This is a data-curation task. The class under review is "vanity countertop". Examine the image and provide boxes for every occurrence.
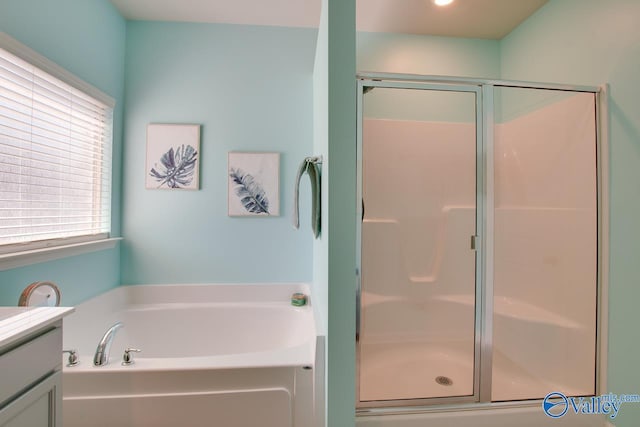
[0,306,74,349]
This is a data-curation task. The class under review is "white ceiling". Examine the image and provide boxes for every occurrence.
[109,0,548,40]
[357,0,548,39]
[109,0,322,28]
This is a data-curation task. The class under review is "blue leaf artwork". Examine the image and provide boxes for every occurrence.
[149,144,198,189]
[229,168,270,215]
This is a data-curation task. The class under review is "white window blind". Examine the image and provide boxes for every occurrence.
[0,42,113,252]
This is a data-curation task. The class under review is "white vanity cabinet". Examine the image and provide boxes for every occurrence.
[0,308,73,427]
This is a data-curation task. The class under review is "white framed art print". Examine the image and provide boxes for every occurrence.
[228,152,280,216]
[146,124,201,190]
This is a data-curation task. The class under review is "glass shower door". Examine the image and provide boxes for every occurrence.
[357,84,481,406]
[491,87,598,401]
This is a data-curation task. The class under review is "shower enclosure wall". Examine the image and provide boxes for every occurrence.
[356,75,604,413]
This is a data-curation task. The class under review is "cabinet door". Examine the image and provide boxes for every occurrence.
[0,372,61,427]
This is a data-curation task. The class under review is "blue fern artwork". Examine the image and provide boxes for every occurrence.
[229,168,270,215]
[149,144,198,189]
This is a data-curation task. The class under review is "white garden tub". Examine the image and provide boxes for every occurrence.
[62,283,317,427]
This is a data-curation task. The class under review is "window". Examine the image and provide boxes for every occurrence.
[0,35,114,256]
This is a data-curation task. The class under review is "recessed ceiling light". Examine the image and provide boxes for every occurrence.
[434,0,454,6]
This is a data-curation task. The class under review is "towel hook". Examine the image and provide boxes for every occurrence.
[306,155,323,165]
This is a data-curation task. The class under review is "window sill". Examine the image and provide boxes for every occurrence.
[0,238,122,271]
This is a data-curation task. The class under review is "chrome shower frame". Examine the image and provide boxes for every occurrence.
[355,72,609,415]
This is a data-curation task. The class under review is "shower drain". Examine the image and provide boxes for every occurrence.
[435,376,453,386]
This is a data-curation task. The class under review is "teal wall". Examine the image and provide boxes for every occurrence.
[312,5,329,426]
[326,0,357,425]
[313,0,329,337]
[501,1,640,425]
[314,0,358,424]
[357,32,500,124]
[0,0,125,306]
[0,250,121,307]
[121,21,316,284]
[358,32,500,78]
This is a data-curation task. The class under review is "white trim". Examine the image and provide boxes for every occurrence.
[0,238,121,271]
[0,32,115,108]
[0,234,111,256]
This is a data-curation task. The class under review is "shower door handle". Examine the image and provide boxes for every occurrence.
[470,235,479,250]
[356,267,361,342]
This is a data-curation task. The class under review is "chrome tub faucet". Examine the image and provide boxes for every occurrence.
[93,321,123,366]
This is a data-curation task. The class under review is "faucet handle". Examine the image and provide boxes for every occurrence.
[122,348,141,365]
[63,349,79,366]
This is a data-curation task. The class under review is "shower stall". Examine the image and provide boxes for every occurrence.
[356,74,605,419]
